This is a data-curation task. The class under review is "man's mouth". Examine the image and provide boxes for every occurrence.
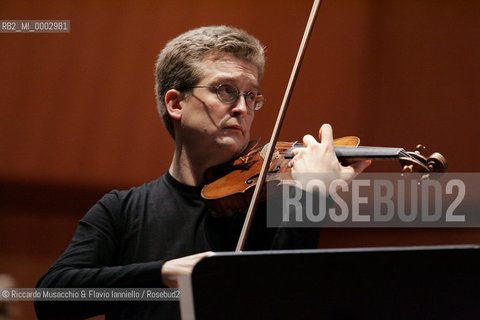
[223,124,244,133]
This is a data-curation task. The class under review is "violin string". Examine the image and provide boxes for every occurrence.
[398,150,410,159]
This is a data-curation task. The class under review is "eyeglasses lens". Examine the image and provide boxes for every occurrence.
[216,84,264,110]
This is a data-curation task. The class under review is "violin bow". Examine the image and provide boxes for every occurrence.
[236,0,323,252]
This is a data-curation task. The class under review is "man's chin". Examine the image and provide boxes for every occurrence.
[216,138,248,157]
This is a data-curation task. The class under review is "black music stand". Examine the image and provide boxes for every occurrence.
[179,245,480,320]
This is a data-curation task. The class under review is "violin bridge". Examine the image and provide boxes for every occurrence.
[260,143,280,161]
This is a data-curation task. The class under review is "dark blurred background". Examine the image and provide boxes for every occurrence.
[1,0,479,318]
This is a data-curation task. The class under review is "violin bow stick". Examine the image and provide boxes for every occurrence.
[235,0,323,252]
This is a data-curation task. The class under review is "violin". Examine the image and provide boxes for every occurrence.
[202,136,448,215]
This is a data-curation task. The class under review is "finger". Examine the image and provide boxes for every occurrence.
[302,134,317,148]
[192,251,214,260]
[350,160,371,175]
[287,159,294,168]
[319,123,333,145]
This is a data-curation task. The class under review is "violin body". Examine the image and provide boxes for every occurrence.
[202,140,295,214]
[201,137,448,214]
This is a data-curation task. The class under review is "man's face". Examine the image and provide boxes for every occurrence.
[179,53,259,161]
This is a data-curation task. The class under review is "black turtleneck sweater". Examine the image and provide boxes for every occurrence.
[35,172,320,319]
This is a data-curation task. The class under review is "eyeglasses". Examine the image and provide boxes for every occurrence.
[184,83,265,111]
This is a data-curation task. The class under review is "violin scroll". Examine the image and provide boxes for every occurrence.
[399,144,448,174]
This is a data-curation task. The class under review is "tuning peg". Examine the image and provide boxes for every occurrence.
[415,144,426,155]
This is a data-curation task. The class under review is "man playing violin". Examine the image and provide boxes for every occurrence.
[35,25,370,320]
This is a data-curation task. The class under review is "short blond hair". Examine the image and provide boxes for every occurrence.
[155,26,265,138]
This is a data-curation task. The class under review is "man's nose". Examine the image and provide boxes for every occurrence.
[230,95,249,117]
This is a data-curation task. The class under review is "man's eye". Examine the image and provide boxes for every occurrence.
[246,93,257,102]
[220,85,236,95]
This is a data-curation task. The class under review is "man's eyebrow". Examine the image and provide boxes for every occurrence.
[209,76,260,89]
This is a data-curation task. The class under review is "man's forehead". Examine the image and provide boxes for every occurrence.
[198,53,260,85]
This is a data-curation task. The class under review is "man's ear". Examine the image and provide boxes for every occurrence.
[165,89,183,120]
